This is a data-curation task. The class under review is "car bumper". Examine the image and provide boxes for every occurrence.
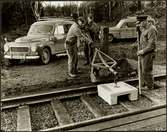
[4,55,40,59]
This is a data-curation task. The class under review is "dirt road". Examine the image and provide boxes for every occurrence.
[1,41,166,98]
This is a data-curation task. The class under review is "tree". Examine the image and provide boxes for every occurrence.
[31,1,44,21]
[1,0,36,32]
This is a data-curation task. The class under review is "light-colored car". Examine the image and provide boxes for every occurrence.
[109,17,137,41]
[4,19,74,65]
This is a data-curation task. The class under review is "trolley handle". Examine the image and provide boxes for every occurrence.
[109,67,118,76]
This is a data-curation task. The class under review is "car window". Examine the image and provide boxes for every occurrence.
[63,24,72,34]
[28,25,53,35]
[116,20,124,28]
[126,22,136,27]
[54,25,65,35]
[121,23,128,28]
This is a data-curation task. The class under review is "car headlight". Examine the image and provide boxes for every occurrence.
[31,45,37,52]
[4,44,9,52]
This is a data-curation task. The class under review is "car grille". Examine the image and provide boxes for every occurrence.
[10,47,29,52]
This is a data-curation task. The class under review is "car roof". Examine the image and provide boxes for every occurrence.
[32,19,74,26]
[121,17,137,22]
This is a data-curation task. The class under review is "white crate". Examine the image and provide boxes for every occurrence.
[97,82,138,105]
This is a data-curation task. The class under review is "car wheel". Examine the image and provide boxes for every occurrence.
[39,48,51,64]
[109,34,114,42]
[4,59,20,66]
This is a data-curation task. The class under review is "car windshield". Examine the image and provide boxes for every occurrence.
[28,24,53,35]
[115,20,124,28]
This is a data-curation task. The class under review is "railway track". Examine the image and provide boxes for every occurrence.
[1,74,166,131]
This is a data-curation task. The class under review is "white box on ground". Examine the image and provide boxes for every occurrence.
[97,82,138,105]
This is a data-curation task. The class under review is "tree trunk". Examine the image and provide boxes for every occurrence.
[100,26,109,54]
[137,0,141,11]
[109,1,111,21]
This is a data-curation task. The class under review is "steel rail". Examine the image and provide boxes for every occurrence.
[1,74,166,131]
[1,74,166,110]
[40,104,166,131]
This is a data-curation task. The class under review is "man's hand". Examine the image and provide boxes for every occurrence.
[137,50,144,56]
[88,41,93,45]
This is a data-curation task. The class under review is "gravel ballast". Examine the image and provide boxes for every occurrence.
[29,102,58,130]
[127,95,154,109]
[90,94,128,115]
[152,80,166,103]
[61,98,95,122]
[1,109,17,131]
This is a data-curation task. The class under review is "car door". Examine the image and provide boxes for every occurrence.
[120,22,129,38]
[53,25,66,53]
[126,22,137,38]
[53,24,72,53]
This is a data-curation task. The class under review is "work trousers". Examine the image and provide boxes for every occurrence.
[140,53,155,88]
[65,44,78,74]
[84,43,94,64]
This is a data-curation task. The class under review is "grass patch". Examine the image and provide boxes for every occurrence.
[108,41,166,65]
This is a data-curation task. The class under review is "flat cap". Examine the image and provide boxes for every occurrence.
[72,13,78,20]
[78,16,85,23]
[136,15,148,24]
[137,15,148,21]
[147,16,155,25]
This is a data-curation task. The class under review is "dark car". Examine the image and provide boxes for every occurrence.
[4,18,74,64]
[109,17,137,41]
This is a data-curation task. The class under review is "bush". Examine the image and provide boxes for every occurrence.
[1,0,35,33]
[0,36,5,67]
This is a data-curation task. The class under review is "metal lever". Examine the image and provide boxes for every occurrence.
[109,67,118,76]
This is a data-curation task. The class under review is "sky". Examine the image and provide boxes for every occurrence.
[42,1,83,7]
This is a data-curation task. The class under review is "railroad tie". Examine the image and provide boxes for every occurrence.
[81,95,104,118]
[119,101,139,112]
[17,105,32,131]
[51,98,73,126]
[142,91,164,106]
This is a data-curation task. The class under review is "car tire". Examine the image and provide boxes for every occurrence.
[4,59,20,66]
[109,34,114,42]
[39,48,51,65]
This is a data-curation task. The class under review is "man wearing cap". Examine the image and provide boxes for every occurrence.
[137,16,158,89]
[65,15,93,78]
[83,14,100,65]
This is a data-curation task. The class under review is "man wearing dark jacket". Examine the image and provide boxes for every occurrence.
[137,16,158,89]
[84,14,100,65]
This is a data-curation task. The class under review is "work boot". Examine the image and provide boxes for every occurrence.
[83,61,90,66]
[141,86,148,90]
[154,83,160,89]
[68,73,77,78]
[148,83,160,90]
[75,70,82,74]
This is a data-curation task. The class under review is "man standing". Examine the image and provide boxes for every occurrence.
[84,14,100,65]
[65,15,93,78]
[137,16,158,89]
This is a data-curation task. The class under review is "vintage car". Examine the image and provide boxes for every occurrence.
[109,17,137,41]
[4,18,74,65]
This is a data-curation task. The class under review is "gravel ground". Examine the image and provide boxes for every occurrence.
[137,121,166,131]
[61,98,95,122]
[152,80,166,103]
[89,95,128,115]
[1,56,91,98]
[1,109,17,131]
[153,65,166,75]
[29,102,58,130]
[1,40,166,99]
[126,95,154,109]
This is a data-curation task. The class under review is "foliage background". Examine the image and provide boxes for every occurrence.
[0,0,166,33]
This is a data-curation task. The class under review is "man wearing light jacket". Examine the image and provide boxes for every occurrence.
[137,16,158,89]
[65,15,93,78]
